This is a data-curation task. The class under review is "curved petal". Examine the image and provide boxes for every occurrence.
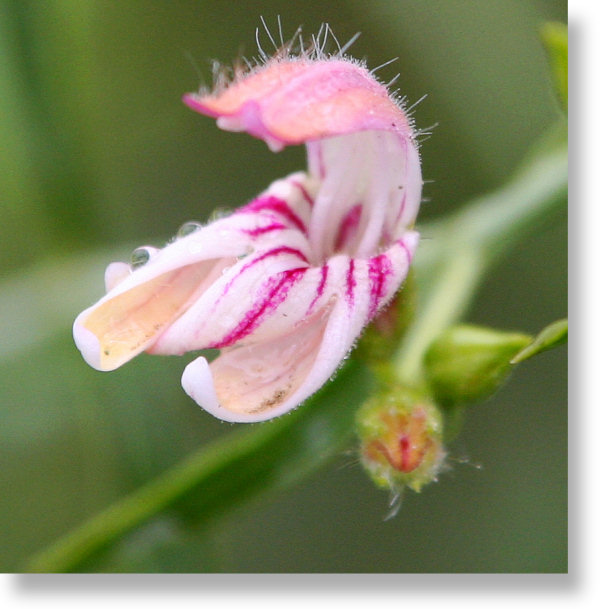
[104,262,132,292]
[306,131,422,260]
[73,171,321,371]
[74,35,424,423]
[149,239,313,354]
[182,305,334,423]
[181,232,418,422]
[184,57,421,261]
[73,210,285,371]
[74,255,237,371]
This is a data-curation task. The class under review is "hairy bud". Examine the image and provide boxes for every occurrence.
[357,388,446,494]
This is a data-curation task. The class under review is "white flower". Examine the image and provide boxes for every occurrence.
[73,34,422,422]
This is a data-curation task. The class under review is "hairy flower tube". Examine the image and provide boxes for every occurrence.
[73,32,422,422]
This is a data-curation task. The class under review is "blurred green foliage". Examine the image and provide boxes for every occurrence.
[541,21,568,110]
[1,0,566,572]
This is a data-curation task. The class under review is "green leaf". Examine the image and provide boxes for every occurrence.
[541,22,568,111]
[25,359,374,572]
[510,318,568,364]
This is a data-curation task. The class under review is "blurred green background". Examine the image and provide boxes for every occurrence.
[1,0,566,572]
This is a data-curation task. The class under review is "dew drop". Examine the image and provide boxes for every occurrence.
[208,207,232,222]
[177,221,203,238]
[130,247,151,268]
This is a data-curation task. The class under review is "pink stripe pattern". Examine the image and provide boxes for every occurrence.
[242,196,307,234]
[367,254,393,321]
[210,267,308,348]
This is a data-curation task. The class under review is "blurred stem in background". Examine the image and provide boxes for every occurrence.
[1,0,102,264]
[394,124,567,386]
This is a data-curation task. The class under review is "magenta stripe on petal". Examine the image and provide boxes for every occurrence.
[219,245,309,302]
[307,264,329,314]
[335,204,362,251]
[243,196,307,234]
[243,222,287,237]
[368,254,393,320]
[346,259,356,307]
[241,244,309,266]
[290,179,315,207]
[210,267,308,348]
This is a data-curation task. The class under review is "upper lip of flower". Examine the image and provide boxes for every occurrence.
[73,34,423,422]
[183,58,412,151]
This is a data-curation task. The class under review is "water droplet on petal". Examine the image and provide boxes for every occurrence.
[130,247,152,268]
[208,207,232,222]
[177,221,203,238]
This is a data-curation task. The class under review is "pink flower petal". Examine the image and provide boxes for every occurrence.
[184,59,412,148]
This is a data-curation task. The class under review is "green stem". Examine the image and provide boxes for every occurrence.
[395,248,484,383]
[26,359,372,573]
[395,134,567,385]
[27,423,278,573]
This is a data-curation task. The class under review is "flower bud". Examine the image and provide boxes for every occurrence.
[356,388,446,494]
[424,324,531,408]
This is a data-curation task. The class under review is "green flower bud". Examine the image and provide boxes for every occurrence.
[357,388,446,494]
[424,324,531,408]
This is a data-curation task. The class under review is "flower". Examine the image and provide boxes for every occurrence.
[73,28,423,422]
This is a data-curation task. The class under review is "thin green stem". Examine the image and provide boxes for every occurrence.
[27,423,277,573]
[26,359,372,573]
[394,133,567,385]
[395,248,484,384]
